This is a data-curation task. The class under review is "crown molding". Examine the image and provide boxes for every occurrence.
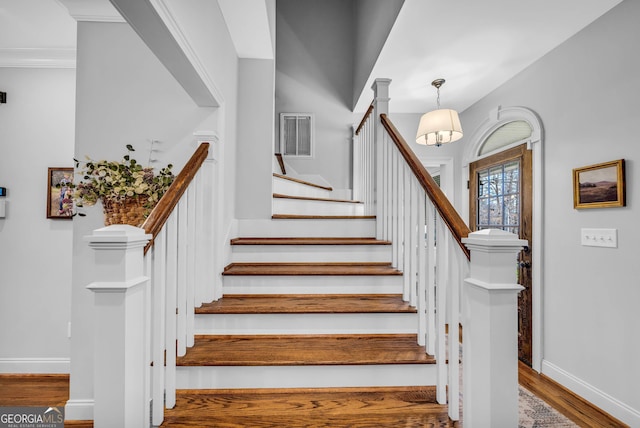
[0,48,76,68]
[56,0,125,22]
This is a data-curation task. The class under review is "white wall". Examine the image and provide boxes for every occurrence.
[68,16,238,418]
[458,1,640,424]
[275,0,354,192]
[0,68,75,373]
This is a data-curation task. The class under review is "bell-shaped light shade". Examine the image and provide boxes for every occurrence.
[415,109,463,146]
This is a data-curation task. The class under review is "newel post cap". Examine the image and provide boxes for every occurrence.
[462,229,528,250]
[85,224,152,249]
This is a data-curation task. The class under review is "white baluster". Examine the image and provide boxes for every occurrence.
[425,199,436,355]
[164,212,178,409]
[186,183,197,348]
[447,234,461,421]
[151,227,167,425]
[435,214,448,404]
[176,199,188,357]
[409,177,419,308]
[417,191,427,347]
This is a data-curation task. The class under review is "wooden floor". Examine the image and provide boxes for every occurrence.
[1,366,628,427]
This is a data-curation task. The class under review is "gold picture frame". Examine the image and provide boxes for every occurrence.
[47,167,74,219]
[573,159,625,209]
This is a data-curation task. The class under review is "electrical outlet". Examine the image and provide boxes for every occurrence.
[581,228,617,248]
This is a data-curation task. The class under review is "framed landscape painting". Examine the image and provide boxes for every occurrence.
[47,167,74,219]
[573,159,625,209]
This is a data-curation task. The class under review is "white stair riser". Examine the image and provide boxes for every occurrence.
[222,275,402,295]
[231,245,391,263]
[273,178,334,199]
[195,313,417,335]
[176,364,436,389]
[273,198,364,216]
[237,219,375,238]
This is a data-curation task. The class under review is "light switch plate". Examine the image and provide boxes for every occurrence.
[581,228,617,248]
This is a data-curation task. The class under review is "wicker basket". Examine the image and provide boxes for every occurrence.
[102,195,150,227]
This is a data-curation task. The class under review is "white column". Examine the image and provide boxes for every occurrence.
[462,229,527,428]
[371,78,391,239]
[85,225,152,428]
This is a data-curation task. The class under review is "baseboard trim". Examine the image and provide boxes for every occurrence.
[0,358,70,374]
[542,359,639,427]
[65,399,94,421]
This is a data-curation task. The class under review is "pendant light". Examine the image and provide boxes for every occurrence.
[416,79,463,146]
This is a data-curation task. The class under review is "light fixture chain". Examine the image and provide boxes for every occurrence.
[436,86,441,109]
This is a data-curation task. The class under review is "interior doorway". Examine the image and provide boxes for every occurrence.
[469,144,532,364]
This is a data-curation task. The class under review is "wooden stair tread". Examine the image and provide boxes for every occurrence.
[177,334,434,366]
[273,173,333,191]
[196,294,416,314]
[272,214,376,219]
[230,237,391,246]
[222,262,402,276]
[273,193,363,204]
[162,387,450,427]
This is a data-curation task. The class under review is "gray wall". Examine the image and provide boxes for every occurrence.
[275,0,355,192]
[352,0,404,109]
[236,58,275,219]
[0,68,75,372]
[459,1,639,422]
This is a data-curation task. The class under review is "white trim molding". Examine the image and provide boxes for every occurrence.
[0,48,76,69]
[0,357,70,374]
[462,105,544,372]
[542,359,640,427]
[56,0,125,22]
[64,399,94,421]
[149,0,225,107]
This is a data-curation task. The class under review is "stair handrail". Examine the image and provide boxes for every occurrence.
[142,142,210,253]
[379,114,471,260]
[355,101,374,136]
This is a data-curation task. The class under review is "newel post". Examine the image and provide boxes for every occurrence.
[371,78,391,238]
[462,229,527,428]
[85,225,152,428]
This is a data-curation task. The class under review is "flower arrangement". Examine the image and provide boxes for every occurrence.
[73,144,174,226]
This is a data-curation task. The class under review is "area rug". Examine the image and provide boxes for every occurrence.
[518,385,578,428]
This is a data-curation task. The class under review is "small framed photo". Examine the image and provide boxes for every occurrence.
[47,167,74,219]
[573,159,625,209]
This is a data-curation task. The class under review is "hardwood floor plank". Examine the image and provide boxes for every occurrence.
[518,362,628,427]
[222,262,402,276]
[230,237,391,245]
[161,387,458,428]
[177,334,435,366]
[196,294,416,314]
[272,214,376,219]
[0,374,69,406]
[273,173,333,191]
[273,193,363,204]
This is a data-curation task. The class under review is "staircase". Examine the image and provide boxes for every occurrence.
[166,174,441,424]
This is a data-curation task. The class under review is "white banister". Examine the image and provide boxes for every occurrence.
[462,229,527,428]
[85,225,152,428]
[85,142,216,427]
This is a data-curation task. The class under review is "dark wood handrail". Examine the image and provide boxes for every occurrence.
[142,142,210,254]
[380,114,471,260]
[355,101,374,136]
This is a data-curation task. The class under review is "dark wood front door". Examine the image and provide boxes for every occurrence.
[469,144,533,365]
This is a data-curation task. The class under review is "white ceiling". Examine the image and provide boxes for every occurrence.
[354,0,623,113]
[0,0,623,114]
